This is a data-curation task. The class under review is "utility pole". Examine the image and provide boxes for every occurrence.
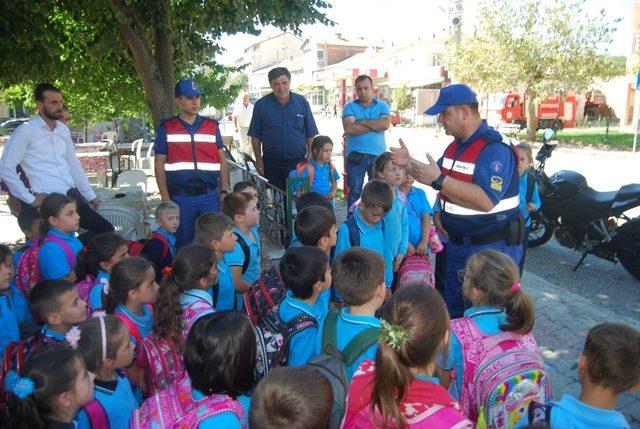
[453,0,463,46]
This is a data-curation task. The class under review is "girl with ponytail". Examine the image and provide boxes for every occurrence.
[135,244,217,397]
[443,249,545,426]
[2,348,95,429]
[342,284,472,428]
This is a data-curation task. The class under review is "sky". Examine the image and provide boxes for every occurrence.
[215,0,635,65]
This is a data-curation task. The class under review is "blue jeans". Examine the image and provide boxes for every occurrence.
[346,153,377,208]
[172,189,220,249]
[445,239,523,318]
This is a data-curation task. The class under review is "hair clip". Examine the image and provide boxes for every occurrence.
[162,266,173,276]
[65,326,82,350]
[509,283,521,294]
[92,310,106,318]
[4,371,35,399]
[379,319,409,351]
[101,278,110,295]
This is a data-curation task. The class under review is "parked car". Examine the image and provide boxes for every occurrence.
[390,111,401,126]
[0,118,29,136]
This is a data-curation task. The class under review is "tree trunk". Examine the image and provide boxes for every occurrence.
[525,92,538,142]
[111,0,174,129]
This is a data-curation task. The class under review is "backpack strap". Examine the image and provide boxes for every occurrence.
[344,216,361,247]
[84,399,110,429]
[321,309,340,354]
[114,313,141,342]
[42,235,75,270]
[525,169,535,204]
[151,232,171,260]
[297,162,315,185]
[342,327,379,367]
[234,232,250,275]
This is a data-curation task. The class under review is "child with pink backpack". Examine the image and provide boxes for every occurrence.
[132,311,256,428]
[75,232,128,316]
[74,315,139,428]
[342,284,472,428]
[135,244,217,397]
[442,249,551,428]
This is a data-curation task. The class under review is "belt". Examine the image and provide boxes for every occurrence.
[169,187,210,197]
[448,228,507,246]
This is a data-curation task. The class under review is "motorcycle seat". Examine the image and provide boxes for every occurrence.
[576,188,617,213]
[615,183,640,202]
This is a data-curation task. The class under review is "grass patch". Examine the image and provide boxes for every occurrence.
[521,128,635,149]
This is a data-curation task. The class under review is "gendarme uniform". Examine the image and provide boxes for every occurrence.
[154,79,225,248]
[426,85,523,318]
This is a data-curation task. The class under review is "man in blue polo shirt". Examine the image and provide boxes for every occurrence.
[249,67,318,191]
[391,84,523,318]
[154,79,230,248]
[342,75,391,207]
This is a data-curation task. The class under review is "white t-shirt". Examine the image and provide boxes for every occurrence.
[233,103,254,128]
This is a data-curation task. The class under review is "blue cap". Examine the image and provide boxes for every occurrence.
[424,84,477,115]
[174,79,202,97]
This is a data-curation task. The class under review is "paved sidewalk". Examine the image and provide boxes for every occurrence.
[524,270,640,426]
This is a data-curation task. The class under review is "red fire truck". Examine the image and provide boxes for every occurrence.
[500,92,577,130]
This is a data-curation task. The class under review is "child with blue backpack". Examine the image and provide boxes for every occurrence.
[134,311,257,428]
[104,257,159,344]
[0,244,31,357]
[290,135,341,204]
[195,212,238,311]
[222,192,261,310]
[442,249,549,427]
[334,179,395,295]
[316,248,386,380]
[74,315,138,429]
[37,193,84,282]
[76,232,128,315]
[278,246,332,366]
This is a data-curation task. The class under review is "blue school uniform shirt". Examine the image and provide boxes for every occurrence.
[192,390,251,428]
[39,229,83,280]
[519,172,541,227]
[383,188,408,259]
[224,226,261,309]
[215,260,236,311]
[278,290,327,366]
[548,394,630,429]
[444,306,508,399]
[114,304,153,343]
[405,187,434,248]
[315,308,380,380]
[335,207,394,287]
[75,375,138,429]
[0,291,20,356]
[42,324,67,342]
[298,160,341,198]
[88,270,110,313]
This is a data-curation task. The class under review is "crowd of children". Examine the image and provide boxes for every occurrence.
[0,146,639,429]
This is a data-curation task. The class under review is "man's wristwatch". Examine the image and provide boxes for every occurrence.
[430,174,445,191]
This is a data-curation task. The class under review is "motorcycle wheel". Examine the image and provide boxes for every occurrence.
[616,219,640,281]
[527,212,554,248]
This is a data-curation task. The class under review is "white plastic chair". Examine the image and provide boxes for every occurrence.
[97,203,145,240]
[115,169,148,193]
[137,141,154,172]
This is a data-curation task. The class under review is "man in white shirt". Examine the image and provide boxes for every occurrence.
[233,93,254,155]
[0,83,113,242]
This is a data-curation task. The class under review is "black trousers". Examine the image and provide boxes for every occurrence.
[263,156,306,192]
[17,189,114,245]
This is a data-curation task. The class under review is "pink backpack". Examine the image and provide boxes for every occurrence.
[15,236,74,297]
[75,275,96,318]
[450,318,552,428]
[397,255,435,289]
[343,360,473,429]
[131,376,247,429]
[136,333,185,398]
[179,298,215,344]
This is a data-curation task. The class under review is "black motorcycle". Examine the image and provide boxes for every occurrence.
[527,129,640,280]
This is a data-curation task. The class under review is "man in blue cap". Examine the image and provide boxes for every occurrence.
[154,78,230,248]
[391,84,523,318]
